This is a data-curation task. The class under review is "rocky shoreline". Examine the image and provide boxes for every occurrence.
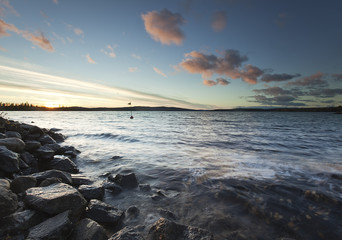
[0,116,213,240]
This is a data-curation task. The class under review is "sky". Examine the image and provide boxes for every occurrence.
[0,0,341,109]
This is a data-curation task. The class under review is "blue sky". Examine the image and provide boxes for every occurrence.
[0,0,341,109]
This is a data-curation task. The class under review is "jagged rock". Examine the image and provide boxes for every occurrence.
[78,184,104,201]
[31,169,72,185]
[38,133,57,145]
[108,173,138,188]
[0,185,18,218]
[86,199,124,226]
[25,183,87,217]
[26,210,73,240]
[147,218,213,240]
[103,181,123,195]
[0,146,20,173]
[109,226,145,240]
[24,140,41,152]
[39,177,63,187]
[0,210,46,236]
[71,218,108,240]
[48,130,65,143]
[6,131,22,139]
[71,174,93,186]
[36,145,55,160]
[48,155,78,173]
[10,176,37,193]
[0,138,25,152]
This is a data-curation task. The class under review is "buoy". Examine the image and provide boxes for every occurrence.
[130,116,134,119]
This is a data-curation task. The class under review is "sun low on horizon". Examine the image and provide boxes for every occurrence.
[0,0,341,109]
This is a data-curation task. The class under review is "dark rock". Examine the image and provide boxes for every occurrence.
[103,181,123,195]
[38,133,57,145]
[111,155,123,160]
[26,210,73,240]
[108,173,138,189]
[45,143,61,152]
[18,158,29,169]
[71,174,93,186]
[10,176,37,194]
[25,183,87,217]
[31,169,72,185]
[71,218,108,240]
[78,184,104,201]
[0,210,46,235]
[147,218,213,240]
[0,138,25,152]
[86,199,124,226]
[6,131,22,139]
[0,185,18,217]
[0,178,10,189]
[36,145,55,160]
[48,130,65,143]
[126,206,140,218]
[159,209,177,221]
[20,151,38,166]
[0,132,6,139]
[0,146,20,173]
[56,145,80,157]
[39,177,63,187]
[48,155,78,173]
[24,140,41,152]
[28,125,44,136]
[109,226,145,240]
[139,184,152,192]
[151,190,166,201]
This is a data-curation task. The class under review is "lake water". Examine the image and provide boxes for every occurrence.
[5,111,342,239]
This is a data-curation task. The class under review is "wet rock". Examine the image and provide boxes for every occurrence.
[38,133,57,145]
[18,157,29,169]
[31,169,72,185]
[26,210,73,240]
[0,146,20,173]
[28,125,44,136]
[6,131,22,139]
[20,151,37,165]
[56,145,80,157]
[25,183,87,217]
[103,181,123,195]
[0,210,46,236]
[47,130,65,143]
[126,206,140,218]
[45,143,61,152]
[86,199,124,226]
[159,209,177,221]
[24,140,41,152]
[36,145,55,160]
[78,184,104,201]
[10,176,37,194]
[39,177,63,187]
[109,226,145,240]
[0,178,10,189]
[48,155,78,173]
[71,174,93,186]
[139,184,152,192]
[0,138,25,152]
[148,218,213,240]
[0,185,18,217]
[151,190,166,201]
[0,132,6,139]
[71,218,108,240]
[108,173,138,189]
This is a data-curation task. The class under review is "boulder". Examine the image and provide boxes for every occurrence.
[38,133,57,145]
[147,218,213,240]
[109,226,145,240]
[71,174,93,186]
[45,143,61,152]
[86,199,124,226]
[10,176,37,193]
[71,218,108,240]
[39,177,63,187]
[56,145,80,157]
[47,130,65,143]
[48,155,78,173]
[6,131,22,139]
[26,210,73,240]
[0,185,18,217]
[24,140,41,152]
[108,173,138,188]
[28,125,44,136]
[126,206,140,218]
[78,184,104,201]
[20,151,38,166]
[36,145,55,160]
[0,132,6,139]
[25,183,87,217]
[139,184,152,192]
[103,181,123,195]
[31,169,73,185]
[0,146,20,173]
[0,178,10,189]
[0,210,46,235]
[0,138,25,152]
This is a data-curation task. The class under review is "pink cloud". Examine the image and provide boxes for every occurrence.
[212,11,227,32]
[86,54,96,64]
[142,9,185,45]
[203,79,217,86]
[153,67,167,77]
[102,45,116,58]
[288,72,326,86]
[129,67,138,72]
[0,0,19,17]
[203,77,230,86]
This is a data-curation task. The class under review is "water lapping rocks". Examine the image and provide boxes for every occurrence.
[0,116,212,239]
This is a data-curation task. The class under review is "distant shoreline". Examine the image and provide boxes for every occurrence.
[1,105,342,112]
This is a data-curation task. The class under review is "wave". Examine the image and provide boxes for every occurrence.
[69,132,139,143]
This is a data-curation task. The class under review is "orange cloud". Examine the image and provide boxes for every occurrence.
[129,67,138,72]
[153,67,167,77]
[142,9,185,45]
[212,11,227,32]
[203,78,229,87]
[0,0,19,17]
[101,44,116,58]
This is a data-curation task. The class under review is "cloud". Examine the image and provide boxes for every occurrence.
[0,19,54,52]
[309,88,342,98]
[203,77,230,86]
[153,67,167,77]
[212,11,227,32]
[288,72,327,87]
[261,73,300,82]
[254,86,291,96]
[180,49,263,84]
[52,0,58,5]
[67,24,84,37]
[129,67,138,72]
[332,74,342,81]
[142,9,185,45]
[101,45,116,58]
[0,0,19,17]
[131,53,141,60]
[86,54,96,64]
[251,95,306,106]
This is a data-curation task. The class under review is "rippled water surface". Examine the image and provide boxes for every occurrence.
[6,111,342,239]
